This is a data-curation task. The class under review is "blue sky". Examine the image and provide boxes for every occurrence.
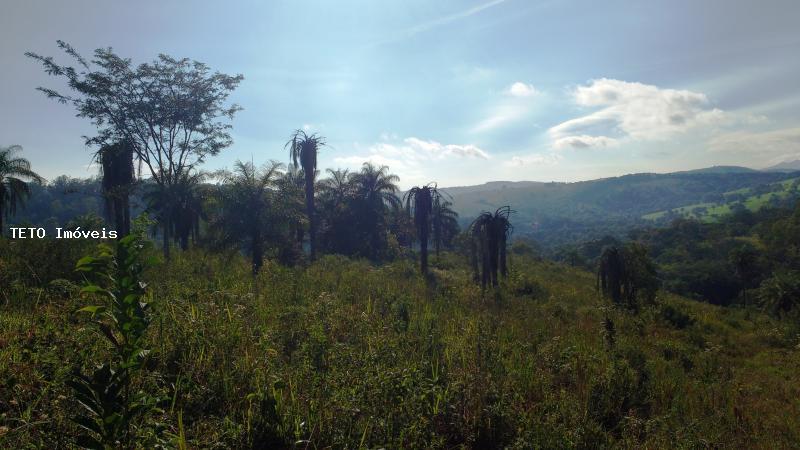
[1,0,799,188]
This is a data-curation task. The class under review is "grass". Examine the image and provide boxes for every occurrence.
[1,244,800,448]
[643,177,800,222]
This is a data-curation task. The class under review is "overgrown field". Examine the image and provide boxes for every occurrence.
[1,242,799,448]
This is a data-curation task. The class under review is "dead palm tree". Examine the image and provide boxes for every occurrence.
[95,141,134,237]
[0,145,45,233]
[404,183,441,275]
[286,130,325,261]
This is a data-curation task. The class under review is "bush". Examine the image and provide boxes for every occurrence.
[757,271,800,318]
[659,303,695,329]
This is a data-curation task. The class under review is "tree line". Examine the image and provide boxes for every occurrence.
[6,42,520,283]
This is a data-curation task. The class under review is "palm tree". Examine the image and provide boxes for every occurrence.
[320,168,353,205]
[286,130,325,262]
[276,164,309,254]
[215,160,285,274]
[171,172,208,250]
[469,206,513,288]
[96,141,134,237]
[404,183,441,275]
[431,196,459,256]
[0,145,44,233]
[352,163,401,260]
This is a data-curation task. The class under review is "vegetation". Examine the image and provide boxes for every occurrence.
[27,41,243,257]
[2,240,800,448]
[404,184,443,275]
[444,171,800,250]
[0,145,44,232]
[643,177,800,222]
[5,40,800,449]
[468,207,513,288]
[96,141,135,238]
[286,130,325,262]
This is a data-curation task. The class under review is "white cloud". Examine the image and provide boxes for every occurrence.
[508,82,538,97]
[553,135,619,150]
[549,78,725,149]
[333,137,491,187]
[708,127,800,164]
[505,152,561,167]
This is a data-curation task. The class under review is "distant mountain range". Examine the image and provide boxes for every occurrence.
[764,160,800,172]
[443,166,800,249]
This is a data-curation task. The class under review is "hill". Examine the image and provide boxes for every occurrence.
[765,159,800,172]
[642,177,800,222]
[443,169,798,249]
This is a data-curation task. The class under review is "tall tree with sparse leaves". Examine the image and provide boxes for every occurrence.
[27,41,243,257]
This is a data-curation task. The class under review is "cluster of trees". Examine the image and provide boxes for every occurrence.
[12,42,471,277]
[576,204,800,318]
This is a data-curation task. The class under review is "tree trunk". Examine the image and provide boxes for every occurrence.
[420,226,428,275]
[113,197,125,240]
[162,220,170,260]
[122,195,131,237]
[470,239,479,283]
[306,181,316,262]
[499,234,508,277]
[252,231,263,276]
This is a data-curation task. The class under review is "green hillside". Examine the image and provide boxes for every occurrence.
[443,171,799,248]
[643,177,800,222]
[2,242,799,448]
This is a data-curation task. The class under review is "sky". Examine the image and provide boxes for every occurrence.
[1,0,799,188]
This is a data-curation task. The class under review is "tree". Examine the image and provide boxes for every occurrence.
[170,172,208,250]
[729,245,760,308]
[27,41,243,257]
[286,130,325,262]
[468,206,513,288]
[0,145,45,233]
[353,163,401,261]
[96,140,134,237]
[431,196,459,256]
[757,271,800,318]
[597,243,659,310]
[404,184,440,274]
[213,160,285,274]
[597,246,626,305]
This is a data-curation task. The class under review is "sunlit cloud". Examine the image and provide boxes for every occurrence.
[508,82,538,97]
[549,78,725,149]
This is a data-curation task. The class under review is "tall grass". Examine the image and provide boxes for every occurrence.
[1,246,799,448]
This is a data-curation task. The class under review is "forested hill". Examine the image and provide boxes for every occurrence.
[443,168,800,248]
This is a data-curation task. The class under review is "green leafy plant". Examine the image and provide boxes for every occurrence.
[70,232,159,448]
